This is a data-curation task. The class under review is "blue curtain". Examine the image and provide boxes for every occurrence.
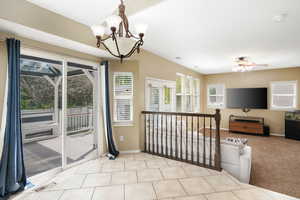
[0,39,27,200]
[101,61,119,158]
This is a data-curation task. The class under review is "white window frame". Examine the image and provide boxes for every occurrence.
[193,78,200,112]
[207,84,225,108]
[145,77,176,112]
[270,80,297,111]
[176,73,200,113]
[176,73,185,112]
[185,76,193,112]
[113,72,134,126]
[20,47,102,174]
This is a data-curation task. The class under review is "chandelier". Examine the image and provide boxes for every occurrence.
[91,0,147,62]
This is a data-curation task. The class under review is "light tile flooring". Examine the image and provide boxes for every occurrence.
[16,153,299,200]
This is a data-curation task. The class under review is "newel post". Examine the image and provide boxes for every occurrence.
[214,109,222,171]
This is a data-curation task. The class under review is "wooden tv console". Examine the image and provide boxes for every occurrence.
[229,115,268,136]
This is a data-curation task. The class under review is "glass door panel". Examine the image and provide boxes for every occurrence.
[20,56,62,177]
[149,87,160,111]
[66,65,97,165]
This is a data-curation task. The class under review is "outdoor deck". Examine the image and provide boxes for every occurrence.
[23,131,96,177]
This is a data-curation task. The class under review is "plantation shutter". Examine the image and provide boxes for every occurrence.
[271,81,297,109]
[115,99,132,121]
[113,72,133,123]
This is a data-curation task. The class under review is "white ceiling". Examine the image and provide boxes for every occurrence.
[129,0,300,74]
[0,19,112,58]
[27,0,120,26]
[27,0,300,74]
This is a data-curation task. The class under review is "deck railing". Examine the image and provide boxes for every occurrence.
[141,109,221,171]
[67,112,93,133]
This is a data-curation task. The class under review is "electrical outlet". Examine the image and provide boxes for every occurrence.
[120,136,124,141]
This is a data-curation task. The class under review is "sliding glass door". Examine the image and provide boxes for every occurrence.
[20,53,100,178]
[66,63,98,165]
[20,55,63,177]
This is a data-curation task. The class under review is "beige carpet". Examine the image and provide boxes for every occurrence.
[220,130,300,198]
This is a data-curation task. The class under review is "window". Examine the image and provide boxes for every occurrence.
[207,84,225,108]
[185,77,192,112]
[176,74,200,112]
[164,87,171,105]
[145,78,176,112]
[113,72,133,124]
[271,81,297,110]
[176,74,185,112]
[193,79,200,112]
[150,87,160,111]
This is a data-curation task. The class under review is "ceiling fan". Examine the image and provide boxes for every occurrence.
[233,56,269,72]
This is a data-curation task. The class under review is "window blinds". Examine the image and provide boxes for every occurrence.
[113,72,133,123]
[271,81,297,109]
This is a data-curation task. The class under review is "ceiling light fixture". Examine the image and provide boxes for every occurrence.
[232,56,268,72]
[232,57,254,72]
[91,0,147,62]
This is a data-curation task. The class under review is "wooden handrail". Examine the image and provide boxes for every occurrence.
[141,110,215,118]
[141,109,222,171]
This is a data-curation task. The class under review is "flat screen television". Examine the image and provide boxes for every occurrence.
[226,88,268,109]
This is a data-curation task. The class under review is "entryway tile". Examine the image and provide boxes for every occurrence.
[76,160,102,174]
[205,191,240,200]
[153,180,186,199]
[125,182,156,200]
[22,190,64,200]
[138,168,163,182]
[117,153,135,161]
[160,167,187,179]
[134,153,155,160]
[102,161,124,172]
[146,159,168,169]
[182,165,210,177]
[166,159,186,167]
[174,195,206,200]
[46,174,86,190]
[81,173,111,187]
[59,188,94,200]
[204,175,240,192]
[111,171,137,185]
[179,177,214,195]
[92,185,124,200]
[233,188,274,200]
[125,160,147,170]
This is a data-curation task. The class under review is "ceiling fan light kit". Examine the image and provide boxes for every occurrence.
[232,56,268,72]
[91,0,147,62]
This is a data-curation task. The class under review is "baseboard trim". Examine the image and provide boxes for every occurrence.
[214,127,284,137]
[207,127,228,131]
[270,133,284,137]
[119,149,142,154]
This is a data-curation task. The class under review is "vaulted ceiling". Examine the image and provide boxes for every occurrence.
[25,0,300,74]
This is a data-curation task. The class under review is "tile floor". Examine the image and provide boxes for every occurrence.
[16,153,299,200]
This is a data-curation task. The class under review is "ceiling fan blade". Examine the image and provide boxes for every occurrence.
[254,64,269,67]
[243,63,269,67]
